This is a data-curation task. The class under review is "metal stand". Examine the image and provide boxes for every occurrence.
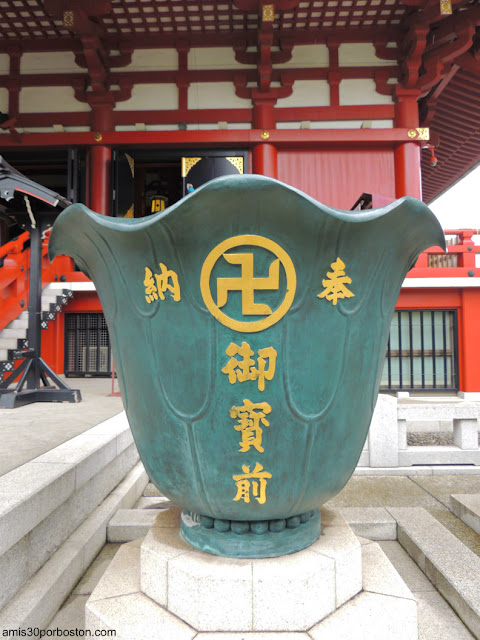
[0,156,81,408]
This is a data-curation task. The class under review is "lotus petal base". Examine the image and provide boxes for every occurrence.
[180,508,322,558]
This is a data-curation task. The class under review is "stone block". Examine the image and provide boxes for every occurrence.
[88,542,141,602]
[33,431,118,490]
[86,592,196,640]
[354,466,433,476]
[310,591,417,640]
[0,541,84,631]
[47,594,89,632]
[196,635,310,640]
[143,483,164,497]
[432,466,480,475]
[0,461,75,557]
[398,446,480,467]
[0,535,29,610]
[107,509,162,542]
[367,394,399,467]
[135,496,171,509]
[398,403,480,421]
[415,590,477,640]
[378,541,435,594]
[73,544,122,597]
[113,461,148,508]
[0,458,149,630]
[141,525,191,606]
[458,392,480,401]
[27,446,139,577]
[310,511,362,607]
[116,425,135,455]
[362,542,415,600]
[388,506,480,639]
[398,418,408,449]
[252,549,335,631]
[340,506,397,540]
[83,412,130,437]
[87,509,416,639]
[451,493,480,536]
[169,551,254,632]
[453,418,479,450]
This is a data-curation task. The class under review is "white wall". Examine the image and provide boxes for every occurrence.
[277,80,330,108]
[115,83,178,111]
[282,44,329,68]
[339,43,394,67]
[21,52,83,74]
[189,82,252,109]
[20,87,90,113]
[189,47,254,69]
[340,79,394,106]
[114,49,178,72]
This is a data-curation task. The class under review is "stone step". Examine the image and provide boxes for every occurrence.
[107,509,162,542]
[41,298,58,311]
[0,349,9,361]
[388,506,480,639]
[451,494,480,537]
[0,463,148,631]
[0,337,17,349]
[340,506,397,541]
[1,328,26,339]
[8,317,28,330]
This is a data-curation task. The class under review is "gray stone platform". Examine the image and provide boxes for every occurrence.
[86,507,417,639]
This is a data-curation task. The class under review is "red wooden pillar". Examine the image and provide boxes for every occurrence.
[252,98,277,179]
[394,89,422,199]
[88,98,114,215]
[458,288,480,395]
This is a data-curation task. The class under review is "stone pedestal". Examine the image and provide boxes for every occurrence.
[85,507,418,639]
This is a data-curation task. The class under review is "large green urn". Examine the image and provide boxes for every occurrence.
[49,175,444,558]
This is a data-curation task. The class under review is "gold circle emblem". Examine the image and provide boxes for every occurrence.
[261,130,270,140]
[200,234,296,333]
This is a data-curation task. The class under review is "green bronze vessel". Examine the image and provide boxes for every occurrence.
[49,175,444,558]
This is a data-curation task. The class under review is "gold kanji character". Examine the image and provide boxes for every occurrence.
[144,267,159,304]
[155,262,181,301]
[233,463,272,504]
[143,263,181,303]
[221,342,277,391]
[230,398,271,453]
[317,257,355,306]
[222,342,255,384]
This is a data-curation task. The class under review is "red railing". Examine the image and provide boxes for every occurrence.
[407,229,480,278]
[0,228,479,332]
[0,232,83,332]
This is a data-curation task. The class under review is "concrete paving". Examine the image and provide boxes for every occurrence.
[327,474,480,558]
[0,376,124,477]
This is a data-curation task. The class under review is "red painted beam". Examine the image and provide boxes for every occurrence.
[15,105,395,129]
[0,28,402,54]
[1,66,399,91]
[0,128,418,149]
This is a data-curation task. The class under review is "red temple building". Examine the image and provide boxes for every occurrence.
[0,0,480,396]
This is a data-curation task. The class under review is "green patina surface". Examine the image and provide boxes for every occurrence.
[49,174,445,557]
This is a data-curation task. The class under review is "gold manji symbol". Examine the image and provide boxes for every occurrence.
[200,235,296,333]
